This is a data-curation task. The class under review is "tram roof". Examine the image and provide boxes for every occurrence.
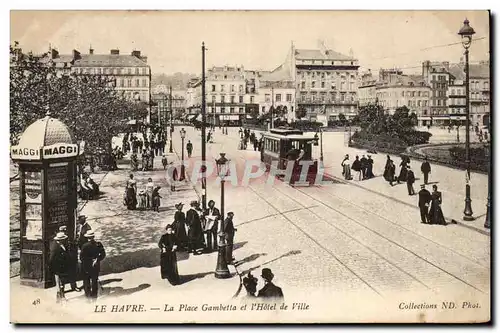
[263,132,317,140]
[269,128,304,135]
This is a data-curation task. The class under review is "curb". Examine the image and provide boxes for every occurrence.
[323,171,490,237]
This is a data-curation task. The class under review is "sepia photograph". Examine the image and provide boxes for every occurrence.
[8,9,491,324]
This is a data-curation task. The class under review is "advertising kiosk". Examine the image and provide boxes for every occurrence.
[10,113,83,288]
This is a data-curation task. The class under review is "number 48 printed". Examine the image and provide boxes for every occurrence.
[32,299,40,306]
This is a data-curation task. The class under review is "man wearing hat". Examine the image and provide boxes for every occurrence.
[418,184,432,224]
[186,201,205,255]
[204,200,221,252]
[242,272,258,299]
[223,212,237,263]
[76,215,92,250]
[49,232,73,302]
[406,166,416,196]
[420,156,432,185]
[257,268,284,300]
[56,226,80,292]
[366,155,375,179]
[80,231,106,300]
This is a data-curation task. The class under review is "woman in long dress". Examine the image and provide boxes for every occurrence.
[172,203,188,250]
[158,224,180,285]
[125,174,137,210]
[146,177,154,209]
[341,154,352,180]
[383,155,391,181]
[397,157,409,183]
[429,185,446,225]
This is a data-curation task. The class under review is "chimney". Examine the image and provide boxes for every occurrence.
[110,49,120,55]
[51,48,59,59]
[132,50,141,58]
[72,49,81,61]
[89,47,94,55]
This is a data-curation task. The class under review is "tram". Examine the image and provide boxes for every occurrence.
[260,127,320,186]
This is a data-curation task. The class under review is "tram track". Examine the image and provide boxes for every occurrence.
[210,137,487,295]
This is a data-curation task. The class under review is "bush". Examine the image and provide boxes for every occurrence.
[289,120,323,131]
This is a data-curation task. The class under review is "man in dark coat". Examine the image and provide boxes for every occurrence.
[186,201,205,255]
[418,184,432,224]
[406,166,416,195]
[351,156,362,181]
[257,268,284,301]
[76,215,92,250]
[204,200,220,252]
[54,226,80,292]
[366,155,375,179]
[80,231,106,301]
[360,155,368,180]
[186,140,193,158]
[49,232,73,302]
[420,157,431,185]
[223,212,237,263]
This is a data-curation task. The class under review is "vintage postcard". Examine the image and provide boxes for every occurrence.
[9,10,491,323]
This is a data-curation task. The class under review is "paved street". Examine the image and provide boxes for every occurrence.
[10,125,490,322]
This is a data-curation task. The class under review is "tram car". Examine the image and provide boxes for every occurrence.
[260,127,319,186]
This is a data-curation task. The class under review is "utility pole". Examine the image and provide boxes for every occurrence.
[169,86,173,153]
[271,85,275,129]
[201,42,207,211]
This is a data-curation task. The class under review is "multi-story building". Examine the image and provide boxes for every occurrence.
[152,89,186,125]
[49,47,152,122]
[376,69,431,125]
[290,44,360,124]
[422,61,450,125]
[447,63,467,126]
[469,60,490,127]
[358,70,377,107]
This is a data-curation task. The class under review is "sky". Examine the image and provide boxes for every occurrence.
[10,10,490,76]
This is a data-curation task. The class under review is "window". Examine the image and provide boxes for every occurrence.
[230,85,235,92]
[135,79,140,87]
[211,85,216,92]
[321,81,325,88]
[250,96,255,103]
[128,68,132,75]
[262,106,265,113]
[484,81,489,89]
[402,91,405,97]
[135,68,139,75]
[239,107,244,113]
[224,75,227,79]
[437,99,441,106]
[418,91,421,97]
[120,79,124,87]
[340,82,345,90]
[142,79,146,87]
[221,85,225,92]
[432,75,436,81]
[265,94,271,102]
[239,85,243,93]
[211,96,216,103]
[239,96,243,103]
[301,82,305,89]
[340,93,345,102]
[451,89,456,95]
[408,100,411,107]
[142,68,147,75]
[221,95,225,103]
[230,96,235,103]
[417,100,421,107]
[312,95,316,102]
[286,94,292,102]
[127,79,132,87]
[311,81,316,88]
[276,94,281,102]
[211,107,215,113]
[230,107,235,113]
[221,107,225,113]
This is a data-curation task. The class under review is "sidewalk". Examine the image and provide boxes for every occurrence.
[10,148,240,315]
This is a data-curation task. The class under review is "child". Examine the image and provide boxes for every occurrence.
[138,189,147,210]
[152,186,162,212]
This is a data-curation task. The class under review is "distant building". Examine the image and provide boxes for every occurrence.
[469,60,490,127]
[292,43,360,125]
[358,70,377,107]
[422,61,451,126]
[376,69,431,124]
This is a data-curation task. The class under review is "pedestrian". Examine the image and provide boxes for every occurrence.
[351,156,362,180]
[383,155,391,181]
[360,155,368,180]
[223,212,237,264]
[366,155,375,179]
[242,272,258,300]
[124,174,137,210]
[152,186,162,212]
[341,154,352,180]
[80,231,106,301]
[406,166,416,195]
[146,177,154,209]
[162,155,168,170]
[418,184,432,224]
[204,200,220,252]
[388,160,396,186]
[49,232,73,303]
[158,224,180,285]
[138,189,147,210]
[397,157,409,184]
[429,185,446,225]
[186,201,205,255]
[56,226,80,292]
[171,166,179,192]
[76,215,92,250]
[130,152,138,171]
[186,140,193,158]
[257,268,284,301]
[420,157,431,185]
[172,203,188,250]
[141,149,148,171]
[207,131,212,143]
[253,138,258,151]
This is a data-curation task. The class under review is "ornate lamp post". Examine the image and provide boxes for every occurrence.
[215,153,231,279]
[458,18,475,221]
[180,127,186,180]
[169,86,174,153]
[314,129,324,167]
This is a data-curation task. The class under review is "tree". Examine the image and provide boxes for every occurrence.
[338,113,346,125]
[295,106,307,120]
[10,42,140,151]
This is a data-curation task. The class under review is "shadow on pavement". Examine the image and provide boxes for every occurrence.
[179,271,214,285]
[101,283,151,298]
[233,241,248,252]
[240,250,302,276]
[100,248,190,276]
[234,253,267,267]
[100,278,123,286]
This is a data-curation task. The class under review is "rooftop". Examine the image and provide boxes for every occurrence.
[73,54,148,67]
[295,49,354,61]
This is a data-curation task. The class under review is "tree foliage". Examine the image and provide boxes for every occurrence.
[295,106,307,120]
[10,41,145,151]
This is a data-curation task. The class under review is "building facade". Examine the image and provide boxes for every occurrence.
[358,70,377,107]
[469,61,490,127]
[292,45,360,124]
[422,61,450,125]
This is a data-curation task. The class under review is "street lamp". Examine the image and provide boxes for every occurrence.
[458,18,475,221]
[169,86,174,153]
[484,139,490,229]
[215,153,231,279]
[314,129,324,167]
[180,127,186,180]
[348,120,352,146]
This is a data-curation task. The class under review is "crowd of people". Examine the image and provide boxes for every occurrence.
[340,154,375,181]
[238,128,263,152]
[124,174,162,211]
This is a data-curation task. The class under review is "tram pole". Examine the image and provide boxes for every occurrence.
[201,42,207,211]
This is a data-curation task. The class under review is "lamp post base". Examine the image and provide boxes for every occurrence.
[215,246,231,279]
[463,184,474,221]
